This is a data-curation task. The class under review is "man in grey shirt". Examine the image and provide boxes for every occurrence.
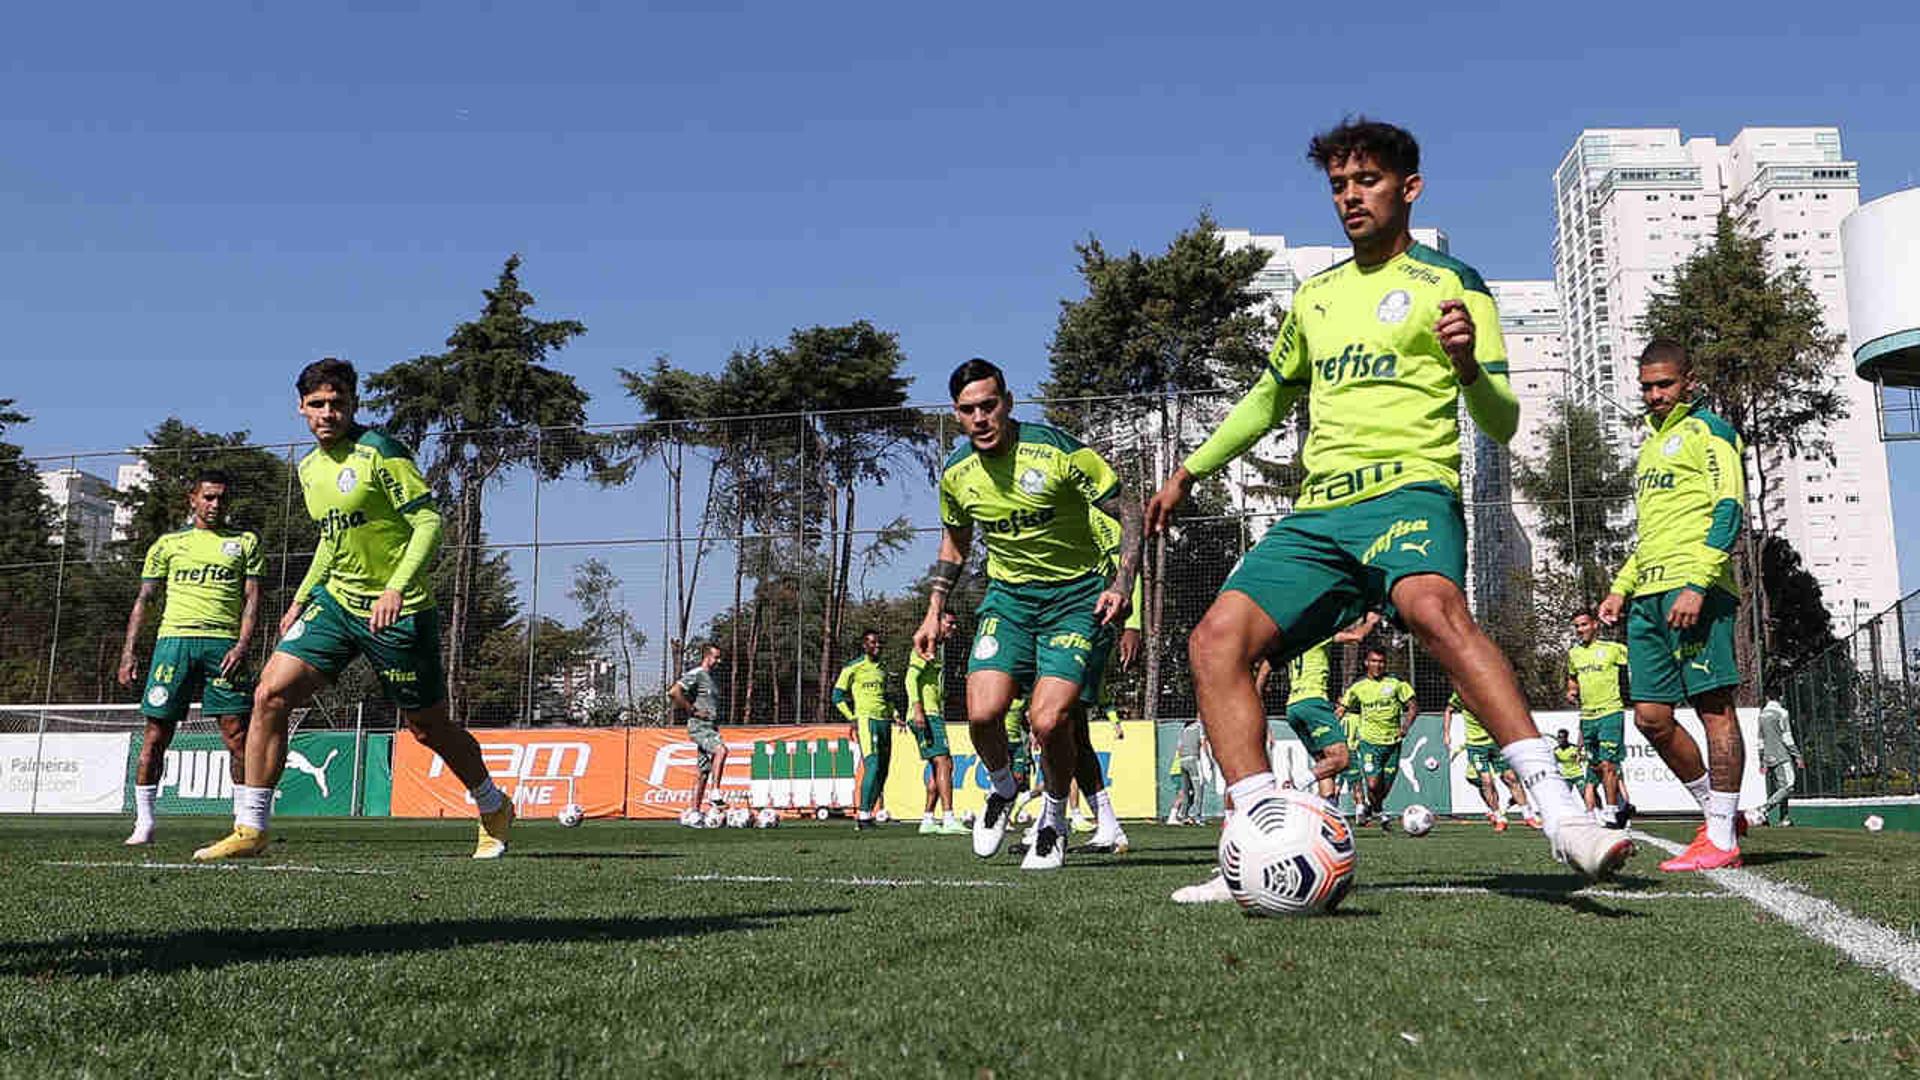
[670,644,728,814]
[1755,699,1802,826]
[1168,719,1207,825]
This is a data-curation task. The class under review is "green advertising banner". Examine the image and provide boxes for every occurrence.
[1155,714,1451,820]
[360,733,393,817]
[126,731,359,816]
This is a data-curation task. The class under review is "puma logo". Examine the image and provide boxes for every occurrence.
[285,748,340,798]
[1399,540,1432,557]
[1314,303,1327,316]
[1688,660,1712,674]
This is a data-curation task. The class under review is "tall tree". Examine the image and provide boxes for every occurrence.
[568,556,646,719]
[1510,396,1636,606]
[1760,535,1839,697]
[1639,210,1847,694]
[365,254,599,725]
[0,402,58,701]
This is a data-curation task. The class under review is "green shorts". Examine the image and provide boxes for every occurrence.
[1342,743,1363,784]
[1464,743,1497,780]
[969,574,1114,702]
[140,636,253,721]
[855,716,892,760]
[1224,482,1466,652]
[1284,698,1345,755]
[277,586,446,711]
[689,726,724,774]
[914,717,951,761]
[1356,738,1402,780]
[1625,587,1740,704]
[1581,710,1626,765]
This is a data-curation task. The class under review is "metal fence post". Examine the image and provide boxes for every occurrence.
[524,428,544,727]
[350,701,364,816]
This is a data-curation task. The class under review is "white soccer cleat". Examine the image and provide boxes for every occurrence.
[1083,826,1129,855]
[1020,825,1066,871]
[973,791,1016,858]
[1171,869,1234,905]
[1551,820,1636,882]
[124,824,154,846]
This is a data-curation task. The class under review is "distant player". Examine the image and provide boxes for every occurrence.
[1567,609,1634,828]
[1755,698,1802,826]
[1335,646,1417,830]
[116,469,261,846]
[836,628,893,830]
[195,358,513,860]
[1599,340,1748,871]
[905,612,966,835]
[914,358,1143,871]
[1147,118,1629,881]
[1167,717,1207,825]
[669,644,728,815]
[1445,688,1533,831]
[1553,729,1586,804]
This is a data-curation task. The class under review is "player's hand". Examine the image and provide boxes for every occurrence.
[369,589,404,632]
[219,644,247,679]
[1094,588,1129,627]
[1597,593,1625,626]
[912,611,941,660]
[1334,611,1381,644]
[1119,627,1142,671]
[117,653,137,688]
[278,602,306,638]
[1145,468,1194,536]
[1436,300,1477,378]
[1565,688,1579,705]
[1666,588,1703,630]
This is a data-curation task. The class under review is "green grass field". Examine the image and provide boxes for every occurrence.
[6,815,1920,1078]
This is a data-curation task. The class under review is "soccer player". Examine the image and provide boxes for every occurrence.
[195,358,514,860]
[836,628,893,830]
[1335,646,1417,829]
[669,644,728,815]
[1146,118,1630,881]
[1598,340,1748,871]
[1554,729,1586,801]
[1755,698,1802,826]
[905,612,966,835]
[914,358,1142,871]
[1168,717,1206,825]
[116,469,261,846]
[1567,609,1634,828]
[1445,688,1532,831]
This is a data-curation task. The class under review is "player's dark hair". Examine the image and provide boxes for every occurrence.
[1639,338,1691,372]
[862,627,882,641]
[1308,118,1420,177]
[191,467,232,490]
[701,643,722,657]
[296,357,358,397]
[948,358,1008,401]
[1365,645,1387,660]
[1571,608,1594,621]
[1556,729,1569,741]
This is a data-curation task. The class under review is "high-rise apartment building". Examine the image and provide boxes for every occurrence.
[1553,127,1899,631]
[38,468,117,560]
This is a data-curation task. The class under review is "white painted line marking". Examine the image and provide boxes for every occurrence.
[670,872,1015,889]
[1376,884,1729,901]
[1630,830,1920,994]
[45,860,398,877]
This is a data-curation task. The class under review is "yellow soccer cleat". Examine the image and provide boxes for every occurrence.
[192,825,269,861]
[474,800,515,860]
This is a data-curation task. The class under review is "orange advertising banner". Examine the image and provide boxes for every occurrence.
[389,728,629,819]
[625,724,847,819]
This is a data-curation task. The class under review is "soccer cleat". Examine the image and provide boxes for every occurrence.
[1550,821,1636,882]
[1166,812,1181,825]
[1659,835,1742,872]
[1688,815,1749,844]
[1020,825,1066,871]
[1778,817,1793,827]
[918,819,939,835]
[1082,827,1130,855]
[1171,869,1234,905]
[1070,815,1096,834]
[473,800,515,860]
[938,820,970,836]
[1378,813,1393,834]
[854,817,873,831]
[192,825,268,861]
[124,824,155,846]
[1490,813,1508,833]
[973,791,1016,858]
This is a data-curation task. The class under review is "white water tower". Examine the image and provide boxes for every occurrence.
[1843,187,1920,438]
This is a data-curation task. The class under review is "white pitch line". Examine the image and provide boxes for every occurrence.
[1376,884,1730,901]
[1629,830,1920,994]
[670,872,1015,890]
[45,860,398,877]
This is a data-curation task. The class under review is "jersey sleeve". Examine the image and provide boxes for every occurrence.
[1061,442,1121,507]
[243,532,266,578]
[140,538,170,581]
[1457,285,1518,445]
[1609,551,1639,598]
[903,653,927,708]
[375,446,434,514]
[1340,686,1360,712]
[1185,310,1310,477]
[832,663,856,720]
[938,473,971,529]
[1396,680,1414,705]
[1689,424,1746,592]
[1123,572,1144,631]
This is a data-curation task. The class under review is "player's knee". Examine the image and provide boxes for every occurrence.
[1633,710,1674,738]
[1188,615,1250,681]
[1028,702,1068,741]
[1322,743,1350,771]
[1397,583,1470,642]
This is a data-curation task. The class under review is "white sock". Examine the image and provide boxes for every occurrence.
[1225,771,1278,808]
[1500,738,1585,834]
[922,813,935,825]
[234,785,273,831]
[858,811,872,822]
[134,784,158,828]
[1706,790,1739,850]
[1042,794,1068,832]
[1092,788,1120,834]
[989,766,1016,799]
[468,778,505,815]
[943,812,957,826]
[1682,773,1712,813]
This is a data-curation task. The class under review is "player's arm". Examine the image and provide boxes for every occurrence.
[118,575,162,688]
[833,665,858,723]
[902,659,928,731]
[1565,660,1580,706]
[1686,425,1746,591]
[668,680,698,718]
[1441,702,1455,752]
[368,450,443,631]
[1441,289,1519,444]
[1398,685,1417,739]
[286,533,338,636]
[222,576,262,678]
[917,520,970,658]
[1600,552,1636,625]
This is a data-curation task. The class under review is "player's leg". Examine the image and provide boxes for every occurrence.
[193,650,326,860]
[1021,674,1084,869]
[127,718,176,845]
[857,717,888,826]
[965,597,1031,855]
[399,698,515,858]
[690,740,713,809]
[1071,708,1128,853]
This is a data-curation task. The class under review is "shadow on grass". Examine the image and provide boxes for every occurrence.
[0,907,850,979]
[1365,872,1652,919]
[514,851,682,862]
[1068,855,1215,870]
[1738,850,1826,867]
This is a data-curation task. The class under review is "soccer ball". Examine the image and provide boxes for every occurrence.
[1865,814,1886,832]
[702,808,725,829]
[1422,756,1440,772]
[874,809,891,825]
[678,808,703,828]
[557,803,585,828]
[755,808,779,829]
[725,807,752,829]
[1400,804,1436,837]
[1218,790,1356,917]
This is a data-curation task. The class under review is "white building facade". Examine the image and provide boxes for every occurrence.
[38,468,117,559]
[1552,127,1900,632]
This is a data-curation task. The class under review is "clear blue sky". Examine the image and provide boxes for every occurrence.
[7,1,1920,595]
